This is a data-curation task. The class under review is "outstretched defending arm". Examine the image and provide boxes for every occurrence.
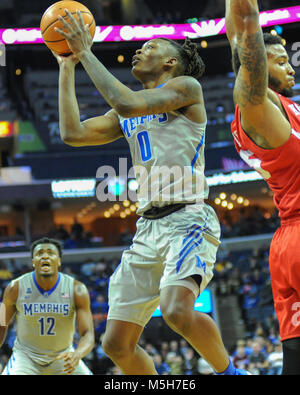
[225,0,291,148]
[226,0,268,107]
[225,0,238,48]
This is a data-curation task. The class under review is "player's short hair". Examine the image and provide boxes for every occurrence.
[159,37,206,80]
[30,237,63,258]
[232,33,284,76]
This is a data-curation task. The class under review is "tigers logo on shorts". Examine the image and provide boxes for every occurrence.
[0,302,6,326]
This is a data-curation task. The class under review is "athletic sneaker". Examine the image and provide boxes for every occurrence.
[215,360,252,375]
[235,368,252,375]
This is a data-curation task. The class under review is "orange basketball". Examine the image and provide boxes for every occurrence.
[40,1,96,55]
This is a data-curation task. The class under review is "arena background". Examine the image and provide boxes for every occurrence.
[0,0,299,375]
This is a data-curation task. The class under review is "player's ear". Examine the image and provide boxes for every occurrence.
[165,57,178,67]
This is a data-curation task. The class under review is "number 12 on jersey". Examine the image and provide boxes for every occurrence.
[137,131,152,162]
[38,316,56,336]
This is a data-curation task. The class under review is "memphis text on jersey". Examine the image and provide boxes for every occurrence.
[22,302,70,316]
[121,113,168,138]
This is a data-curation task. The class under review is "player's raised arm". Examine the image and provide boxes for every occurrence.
[89,75,202,118]
[73,49,202,118]
[53,51,123,147]
[226,0,291,147]
[226,0,268,107]
[54,10,205,119]
[225,0,238,48]
[123,76,203,118]
[0,281,18,348]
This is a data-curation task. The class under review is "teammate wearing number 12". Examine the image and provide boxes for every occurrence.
[0,238,94,375]
[53,9,249,375]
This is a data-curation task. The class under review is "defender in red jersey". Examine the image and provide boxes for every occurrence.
[226,0,300,374]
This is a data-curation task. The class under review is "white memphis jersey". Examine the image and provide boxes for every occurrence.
[118,107,209,215]
[14,272,76,364]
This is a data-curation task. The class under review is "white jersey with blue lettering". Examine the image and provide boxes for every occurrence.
[118,107,209,215]
[13,272,76,365]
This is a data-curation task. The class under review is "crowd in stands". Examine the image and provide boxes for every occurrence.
[0,237,283,374]
[0,205,279,254]
[46,222,134,249]
[212,244,283,375]
[217,206,280,239]
[214,244,275,332]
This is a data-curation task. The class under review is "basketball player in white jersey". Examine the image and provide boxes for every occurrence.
[0,238,94,375]
[52,10,249,375]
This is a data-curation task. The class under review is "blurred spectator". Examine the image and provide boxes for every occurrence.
[64,233,78,250]
[183,348,199,375]
[153,354,171,375]
[232,346,249,370]
[145,343,159,357]
[63,266,77,279]
[166,352,184,375]
[197,357,214,375]
[166,340,180,358]
[56,225,69,241]
[248,341,269,375]
[268,326,280,345]
[267,343,283,376]
[91,294,109,315]
[107,365,122,375]
[249,269,265,289]
[159,341,170,362]
[179,339,189,356]
[119,228,133,246]
[242,284,260,310]
[71,218,84,240]
[81,258,96,277]
[227,267,242,294]
[0,261,13,280]
[232,339,252,357]
[93,312,107,337]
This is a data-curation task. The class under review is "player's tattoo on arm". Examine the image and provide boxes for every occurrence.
[235,31,268,108]
[79,49,201,117]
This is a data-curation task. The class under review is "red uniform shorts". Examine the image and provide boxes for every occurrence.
[269,217,300,341]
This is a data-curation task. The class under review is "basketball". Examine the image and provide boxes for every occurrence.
[40,1,96,55]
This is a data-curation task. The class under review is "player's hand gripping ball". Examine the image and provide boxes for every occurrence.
[40,0,96,55]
